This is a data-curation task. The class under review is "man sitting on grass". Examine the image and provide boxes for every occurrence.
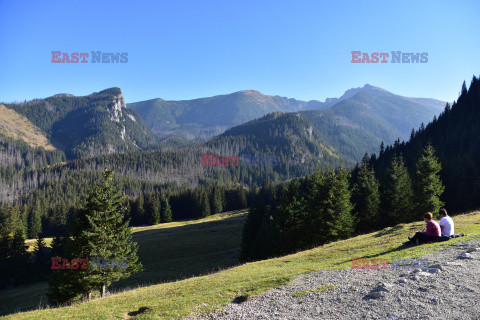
[439,208,454,239]
[405,212,441,245]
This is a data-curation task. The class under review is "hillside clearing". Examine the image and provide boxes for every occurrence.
[0,104,55,150]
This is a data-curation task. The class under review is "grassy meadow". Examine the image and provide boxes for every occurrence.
[2,210,479,319]
[0,210,247,316]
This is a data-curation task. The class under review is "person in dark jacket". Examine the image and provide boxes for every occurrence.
[405,212,441,245]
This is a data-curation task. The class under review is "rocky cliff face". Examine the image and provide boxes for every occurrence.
[108,92,126,123]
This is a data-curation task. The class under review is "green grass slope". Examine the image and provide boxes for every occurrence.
[5,211,479,320]
[0,210,247,317]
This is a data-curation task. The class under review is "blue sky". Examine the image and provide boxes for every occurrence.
[1,0,479,104]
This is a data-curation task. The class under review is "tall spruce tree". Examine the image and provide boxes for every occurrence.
[131,194,146,225]
[211,185,224,214]
[200,190,211,217]
[307,168,355,245]
[33,233,50,281]
[352,154,380,234]
[413,145,445,217]
[160,195,172,223]
[381,155,413,226]
[320,168,355,242]
[239,200,271,262]
[145,194,161,225]
[48,169,142,303]
[270,178,306,254]
[10,229,28,286]
[28,208,42,239]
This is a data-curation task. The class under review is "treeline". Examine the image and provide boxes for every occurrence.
[0,170,257,239]
[0,231,51,291]
[0,141,320,238]
[241,145,444,261]
[372,75,480,214]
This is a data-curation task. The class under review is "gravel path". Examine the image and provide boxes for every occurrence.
[195,240,480,320]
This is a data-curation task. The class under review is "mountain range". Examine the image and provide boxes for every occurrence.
[204,85,446,165]
[1,85,445,165]
[128,85,445,145]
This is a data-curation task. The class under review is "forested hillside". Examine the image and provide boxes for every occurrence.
[3,88,159,158]
[372,76,480,214]
[241,76,479,261]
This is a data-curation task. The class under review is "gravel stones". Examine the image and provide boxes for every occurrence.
[196,240,480,320]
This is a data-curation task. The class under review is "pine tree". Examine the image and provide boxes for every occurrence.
[48,169,142,303]
[352,154,380,234]
[211,186,223,214]
[200,190,211,217]
[131,194,146,225]
[237,187,248,209]
[379,141,385,157]
[145,194,160,225]
[28,208,42,239]
[160,195,172,223]
[270,178,306,254]
[0,234,11,288]
[240,200,270,262]
[413,145,445,217]
[319,168,355,242]
[10,230,28,286]
[33,233,50,281]
[0,204,24,236]
[380,155,413,226]
[460,80,468,97]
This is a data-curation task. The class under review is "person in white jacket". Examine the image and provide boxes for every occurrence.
[439,208,454,237]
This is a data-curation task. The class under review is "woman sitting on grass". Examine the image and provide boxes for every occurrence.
[405,212,441,245]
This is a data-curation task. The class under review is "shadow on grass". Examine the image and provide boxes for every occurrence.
[0,214,246,317]
[110,214,246,291]
[373,224,406,238]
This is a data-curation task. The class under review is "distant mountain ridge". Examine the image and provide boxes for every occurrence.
[3,88,158,158]
[210,85,447,165]
[128,85,445,142]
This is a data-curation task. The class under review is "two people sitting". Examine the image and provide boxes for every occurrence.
[405,209,455,245]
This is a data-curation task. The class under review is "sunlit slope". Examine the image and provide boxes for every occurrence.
[6,211,479,320]
[0,104,55,150]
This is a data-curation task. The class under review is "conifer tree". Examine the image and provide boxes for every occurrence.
[160,195,172,223]
[239,200,270,262]
[318,168,355,242]
[237,187,248,209]
[145,194,161,225]
[211,185,223,214]
[10,229,28,286]
[200,190,211,217]
[380,155,413,226]
[48,169,142,303]
[28,208,42,239]
[270,178,306,253]
[131,194,146,225]
[0,234,11,288]
[33,233,50,281]
[413,145,445,217]
[352,154,380,234]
